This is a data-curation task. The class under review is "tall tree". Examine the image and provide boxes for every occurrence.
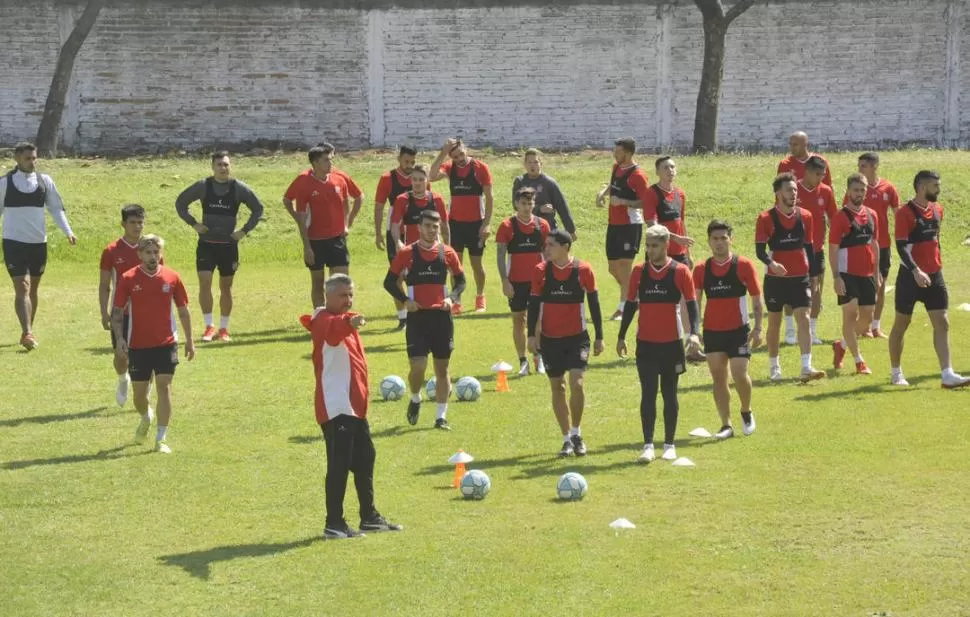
[35,0,106,157]
[692,0,757,153]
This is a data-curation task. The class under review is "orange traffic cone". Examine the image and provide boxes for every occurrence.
[496,370,510,392]
[452,462,466,488]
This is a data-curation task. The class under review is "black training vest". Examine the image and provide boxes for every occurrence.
[506,217,544,255]
[202,178,240,217]
[905,201,940,245]
[609,164,640,201]
[403,191,438,227]
[767,208,806,252]
[387,169,409,204]
[541,261,584,304]
[448,160,484,196]
[405,242,448,288]
[703,256,747,299]
[638,263,681,305]
[3,170,46,208]
[838,208,874,248]
[652,184,681,222]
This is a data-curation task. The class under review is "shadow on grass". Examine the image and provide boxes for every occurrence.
[792,373,940,401]
[158,536,324,580]
[0,406,110,428]
[2,443,149,470]
[288,435,321,445]
[198,333,309,350]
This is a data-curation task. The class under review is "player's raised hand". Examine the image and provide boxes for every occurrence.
[441,138,459,154]
[350,314,367,330]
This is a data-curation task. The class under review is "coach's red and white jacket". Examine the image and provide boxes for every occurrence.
[311,308,369,424]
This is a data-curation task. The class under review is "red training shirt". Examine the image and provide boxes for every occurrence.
[608,163,652,225]
[895,201,944,274]
[389,242,464,308]
[777,153,833,187]
[285,170,350,240]
[641,184,687,256]
[113,265,188,349]
[842,179,900,249]
[390,192,449,245]
[797,181,838,251]
[496,215,551,283]
[692,256,761,331]
[439,159,492,222]
[829,206,878,277]
[627,260,695,343]
[755,206,815,278]
[311,308,370,424]
[530,258,597,338]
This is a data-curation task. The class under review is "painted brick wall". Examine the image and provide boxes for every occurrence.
[0,0,964,153]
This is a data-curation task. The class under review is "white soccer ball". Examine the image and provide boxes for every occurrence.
[460,469,491,500]
[425,376,450,400]
[379,375,407,401]
[455,376,482,402]
[557,472,588,501]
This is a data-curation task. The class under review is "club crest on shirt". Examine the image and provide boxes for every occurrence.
[162,284,171,293]
[818,198,824,206]
[133,284,143,292]
[311,191,319,197]
[883,193,889,201]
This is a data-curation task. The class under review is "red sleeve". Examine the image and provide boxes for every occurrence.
[680,189,687,221]
[640,187,659,222]
[889,185,900,209]
[539,219,551,241]
[435,196,449,223]
[739,258,761,296]
[389,246,412,275]
[939,204,944,223]
[531,263,545,296]
[439,160,453,176]
[580,263,596,293]
[173,276,189,308]
[870,209,879,242]
[691,263,705,290]
[99,247,111,272]
[446,246,465,275]
[822,160,833,188]
[895,205,913,240]
[390,194,407,224]
[342,173,362,199]
[777,158,790,174]
[802,210,815,238]
[824,189,838,220]
[495,220,513,244]
[375,173,392,205]
[828,211,848,245]
[629,172,653,210]
[476,161,493,186]
[319,313,356,347]
[626,265,643,303]
[677,265,696,301]
[113,275,130,309]
[284,175,303,203]
[755,212,772,243]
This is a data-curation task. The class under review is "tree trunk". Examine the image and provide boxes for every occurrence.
[692,18,728,154]
[35,0,105,157]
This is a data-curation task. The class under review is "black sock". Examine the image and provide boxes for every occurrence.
[741,411,752,423]
[518,356,527,365]
[721,425,732,431]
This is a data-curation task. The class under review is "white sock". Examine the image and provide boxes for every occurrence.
[156,426,168,442]
[801,353,812,371]
[220,315,230,329]
[872,319,881,330]
[784,316,795,332]
[118,374,129,383]
[617,300,625,312]
[397,309,407,320]
[203,313,214,327]
[769,356,780,370]
[942,367,956,379]
[854,353,864,363]
[143,410,152,421]
[838,339,847,350]
[410,392,421,404]
[891,366,903,377]
[436,403,447,420]
[569,426,580,437]
[810,318,818,336]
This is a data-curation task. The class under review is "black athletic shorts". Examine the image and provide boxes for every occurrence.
[196,240,239,276]
[703,325,751,359]
[449,220,486,257]
[879,247,891,279]
[128,344,179,382]
[2,239,47,278]
[810,250,825,277]
[837,273,877,306]
[385,230,397,262]
[635,339,686,375]
[307,236,350,271]
[895,268,948,315]
[508,281,531,312]
[763,275,811,313]
[406,309,454,359]
[110,314,130,349]
[540,331,591,378]
[605,224,642,261]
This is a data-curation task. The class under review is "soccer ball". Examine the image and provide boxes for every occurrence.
[379,375,407,401]
[455,376,482,402]
[425,376,450,400]
[556,472,588,501]
[460,469,491,500]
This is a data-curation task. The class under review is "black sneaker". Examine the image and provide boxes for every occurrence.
[360,514,403,532]
[406,400,420,426]
[571,434,587,456]
[559,439,574,457]
[434,418,451,431]
[714,425,735,440]
[324,522,365,539]
[395,319,407,331]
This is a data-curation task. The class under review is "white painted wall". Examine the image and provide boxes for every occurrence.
[0,0,965,153]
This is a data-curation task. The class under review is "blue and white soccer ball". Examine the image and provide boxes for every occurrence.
[455,376,482,402]
[556,472,588,501]
[460,469,491,500]
[380,375,407,401]
[425,376,450,400]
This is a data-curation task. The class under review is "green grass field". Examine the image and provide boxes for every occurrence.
[2,150,970,617]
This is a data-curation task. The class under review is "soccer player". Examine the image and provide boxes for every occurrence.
[496,187,551,376]
[374,145,418,329]
[383,210,467,430]
[311,273,402,539]
[796,155,838,344]
[829,174,880,374]
[693,220,763,439]
[617,225,702,463]
[111,235,195,454]
[0,142,77,350]
[888,171,970,388]
[777,131,833,187]
[596,138,651,321]
[176,151,264,342]
[511,148,577,239]
[284,144,350,325]
[389,164,450,249]
[527,229,604,456]
[99,204,156,407]
[854,152,900,337]
[429,138,493,314]
[755,173,825,382]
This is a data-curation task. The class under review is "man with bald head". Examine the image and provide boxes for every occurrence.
[778,132,832,188]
